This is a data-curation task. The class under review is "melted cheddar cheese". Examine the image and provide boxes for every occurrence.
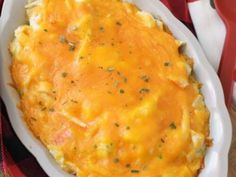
[10,0,210,176]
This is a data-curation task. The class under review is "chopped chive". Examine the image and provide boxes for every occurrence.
[62,72,68,78]
[41,107,47,111]
[116,21,122,26]
[120,89,125,94]
[43,29,48,32]
[30,117,37,121]
[131,170,139,173]
[164,61,171,67]
[113,158,119,163]
[158,154,163,159]
[126,126,130,130]
[114,123,120,127]
[161,138,165,143]
[94,144,98,149]
[99,26,104,31]
[126,164,131,168]
[139,88,150,94]
[59,35,67,43]
[140,75,150,82]
[169,122,176,129]
[49,108,55,112]
[71,99,78,104]
[123,77,128,83]
[68,42,76,51]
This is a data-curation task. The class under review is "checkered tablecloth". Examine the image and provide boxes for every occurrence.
[0,0,196,176]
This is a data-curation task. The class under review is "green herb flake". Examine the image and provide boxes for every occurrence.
[116,21,122,26]
[68,42,76,51]
[94,144,98,149]
[71,99,78,104]
[49,108,55,112]
[30,117,37,121]
[62,72,68,78]
[139,88,150,94]
[114,123,120,127]
[113,158,120,163]
[169,122,177,129]
[131,170,140,173]
[196,148,206,156]
[99,26,104,31]
[161,138,165,143]
[123,77,128,83]
[41,107,47,111]
[43,29,48,32]
[158,154,163,159]
[120,89,125,94]
[59,35,67,44]
[126,164,131,168]
[126,126,130,130]
[140,75,150,82]
[164,61,171,67]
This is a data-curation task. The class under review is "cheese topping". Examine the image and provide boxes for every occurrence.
[10,0,210,176]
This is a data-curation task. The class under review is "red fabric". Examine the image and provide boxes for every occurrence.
[0,1,196,176]
[0,0,3,13]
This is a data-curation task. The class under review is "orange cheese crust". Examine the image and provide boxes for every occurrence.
[10,0,210,176]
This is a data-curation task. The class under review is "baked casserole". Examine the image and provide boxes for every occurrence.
[9,0,210,176]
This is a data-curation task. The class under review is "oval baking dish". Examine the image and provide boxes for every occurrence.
[0,0,232,177]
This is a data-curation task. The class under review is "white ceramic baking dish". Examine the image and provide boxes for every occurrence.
[0,0,232,177]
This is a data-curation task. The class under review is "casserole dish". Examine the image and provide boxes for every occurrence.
[0,0,232,177]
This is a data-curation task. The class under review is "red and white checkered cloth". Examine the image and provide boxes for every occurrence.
[0,0,196,176]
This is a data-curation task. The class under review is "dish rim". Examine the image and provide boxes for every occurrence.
[0,0,232,177]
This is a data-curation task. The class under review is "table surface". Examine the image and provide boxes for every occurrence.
[229,109,236,177]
